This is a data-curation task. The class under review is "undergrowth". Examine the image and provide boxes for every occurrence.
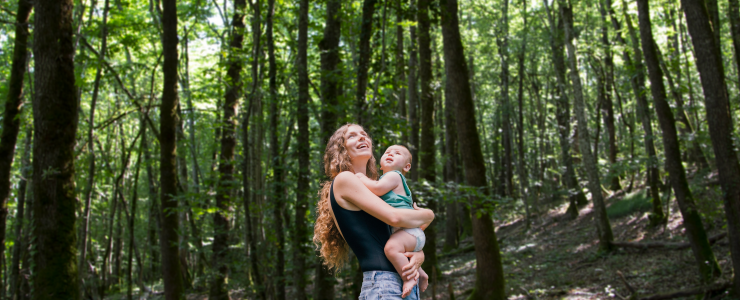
[607,189,652,219]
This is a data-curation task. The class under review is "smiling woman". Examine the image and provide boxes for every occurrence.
[313,123,435,299]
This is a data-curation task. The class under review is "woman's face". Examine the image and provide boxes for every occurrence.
[344,125,373,162]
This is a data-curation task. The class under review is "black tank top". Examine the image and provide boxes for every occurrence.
[330,180,396,272]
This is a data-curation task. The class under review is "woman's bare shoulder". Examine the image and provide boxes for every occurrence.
[332,171,361,210]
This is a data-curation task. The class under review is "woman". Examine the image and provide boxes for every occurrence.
[314,124,435,299]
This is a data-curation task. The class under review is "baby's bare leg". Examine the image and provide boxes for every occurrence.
[384,230,418,296]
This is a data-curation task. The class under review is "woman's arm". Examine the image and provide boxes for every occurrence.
[355,171,400,196]
[334,172,434,228]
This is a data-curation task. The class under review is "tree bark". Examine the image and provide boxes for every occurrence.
[441,0,507,299]
[681,0,740,293]
[408,7,420,181]
[598,0,620,191]
[9,126,30,300]
[319,0,341,147]
[636,0,721,282]
[443,64,460,252]
[605,0,664,222]
[516,0,531,225]
[0,0,32,288]
[560,0,614,251]
[31,0,81,298]
[396,0,408,144]
[356,0,379,124]
[543,0,587,218]
[730,0,740,89]
[128,120,144,300]
[293,0,310,297]
[159,0,185,296]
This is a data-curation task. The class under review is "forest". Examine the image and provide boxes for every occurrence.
[1,0,740,298]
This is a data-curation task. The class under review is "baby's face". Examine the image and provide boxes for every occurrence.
[380,146,411,173]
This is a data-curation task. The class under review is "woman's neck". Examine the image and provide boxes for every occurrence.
[351,159,368,175]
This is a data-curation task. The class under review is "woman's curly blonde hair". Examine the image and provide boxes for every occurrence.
[313,124,379,272]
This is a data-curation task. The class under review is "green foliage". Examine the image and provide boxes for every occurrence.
[606,189,652,219]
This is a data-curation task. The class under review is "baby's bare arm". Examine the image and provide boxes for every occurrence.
[356,171,402,196]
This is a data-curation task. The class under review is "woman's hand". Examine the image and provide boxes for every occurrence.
[401,251,425,281]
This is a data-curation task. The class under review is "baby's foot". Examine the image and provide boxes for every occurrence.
[402,279,417,298]
[419,270,429,292]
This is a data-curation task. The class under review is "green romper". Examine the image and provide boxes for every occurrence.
[379,170,426,252]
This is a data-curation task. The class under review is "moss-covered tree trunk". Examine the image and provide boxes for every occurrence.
[31,0,80,298]
[681,0,740,293]
[159,0,185,297]
[441,0,506,298]
[636,0,721,282]
[560,0,614,251]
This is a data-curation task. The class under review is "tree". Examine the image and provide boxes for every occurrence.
[559,0,614,251]
[0,0,32,284]
[441,0,506,298]
[31,0,81,298]
[159,0,185,297]
[356,0,379,124]
[682,0,740,293]
[408,2,420,181]
[636,0,720,282]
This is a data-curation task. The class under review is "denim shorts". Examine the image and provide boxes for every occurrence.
[359,271,419,300]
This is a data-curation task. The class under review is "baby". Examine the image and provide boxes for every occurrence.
[356,145,429,296]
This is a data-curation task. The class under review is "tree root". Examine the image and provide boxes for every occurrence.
[609,232,727,250]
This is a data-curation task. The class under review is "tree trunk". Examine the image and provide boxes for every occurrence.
[636,0,721,282]
[128,121,144,300]
[499,0,514,199]
[408,7,420,182]
[560,0,614,251]
[443,63,460,252]
[396,0,407,144]
[730,0,740,89]
[209,0,246,298]
[10,126,31,300]
[0,0,32,289]
[516,0,531,226]
[356,0,378,124]
[31,0,81,298]
[319,0,341,147]
[681,0,740,293]
[543,0,586,218]
[159,0,185,297]
[605,0,664,222]
[598,0,620,191]
[293,0,310,297]
[441,0,506,299]
[417,0,438,279]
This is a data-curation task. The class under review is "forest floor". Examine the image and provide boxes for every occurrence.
[422,182,734,299]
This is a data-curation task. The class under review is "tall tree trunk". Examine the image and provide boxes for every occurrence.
[682,0,740,293]
[408,7,420,181]
[243,0,265,297]
[80,0,110,282]
[636,0,721,282]
[316,1,340,297]
[356,0,379,124]
[209,0,246,298]
[10,126,31,300]
[0,0,32,289]
[159,0,185,297]
[31,0,81,298]
[396,0,407,144]
[418,0,438,278]
[730,0,740,88]
[443,65,460,252]
[128,121,144,300]
[560,0,614,251]
[265,0,286,298]
[499,0,514,199]
[543,0,587,218]
[623,7,665,224]
[598,0,620,191]
[441,0,506,299]
[293,0,310,297]
[516,0,531,226]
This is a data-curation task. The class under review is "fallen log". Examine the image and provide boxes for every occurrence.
[609,232,727,250]
[639,281,730,300]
